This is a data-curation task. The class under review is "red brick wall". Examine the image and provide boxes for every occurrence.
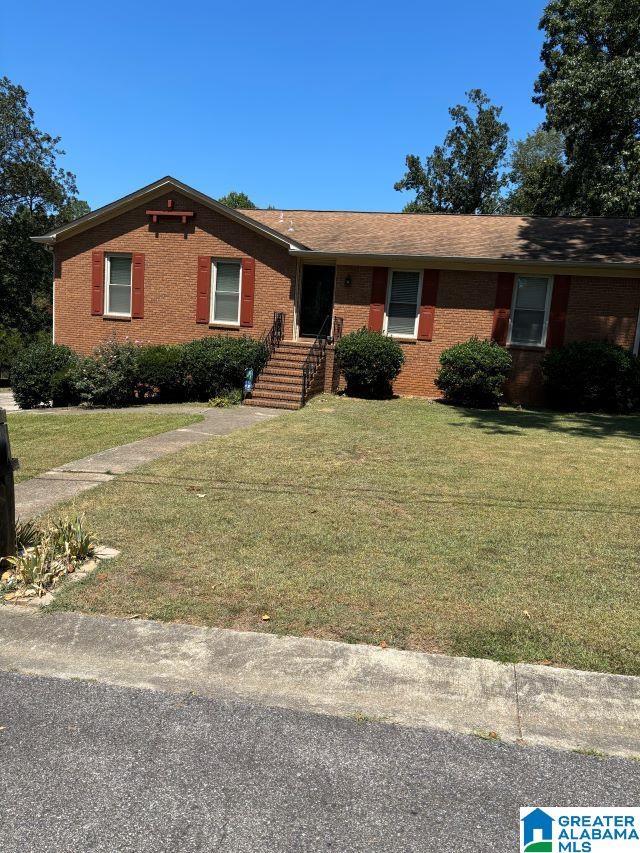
[54,191,298,353]
[334,265,497,397]
[333,266,640,405]
[54,209,640,407]
[505,275,640,405]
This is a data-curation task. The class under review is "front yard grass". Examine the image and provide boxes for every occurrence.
[50,396,640,675]
[9,409,204,482]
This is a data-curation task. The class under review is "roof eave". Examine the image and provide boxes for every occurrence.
[288,248,640,275]
[32,176,310,251]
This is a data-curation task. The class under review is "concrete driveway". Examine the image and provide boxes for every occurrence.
[1,670,638,853]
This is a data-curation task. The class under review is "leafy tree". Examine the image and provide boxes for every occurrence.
[534,0,640,216]
[504,127,566,215]
[0,76,88,339]
[394,89,509,213]
[217,191,257,209]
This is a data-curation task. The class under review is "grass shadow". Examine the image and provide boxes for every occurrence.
[445,404,640,440]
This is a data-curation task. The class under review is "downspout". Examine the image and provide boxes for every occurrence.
[45,245,55,343]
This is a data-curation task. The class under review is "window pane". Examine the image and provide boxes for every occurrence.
[216,262,240,293]
[390,271,420,303]
[108,284,131,315]
[214,291,239,323]
[109,256,131,286]
[387,302,417,336]
[511,309,545,345]
[515,277,548,311]
[387,271,419,336]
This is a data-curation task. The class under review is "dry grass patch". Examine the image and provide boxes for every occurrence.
[49,396,640,675]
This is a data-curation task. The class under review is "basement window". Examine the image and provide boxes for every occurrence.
[105,254,132,317]
[384,270,422,338]
[210,260,242,325]
[508,276,553,347]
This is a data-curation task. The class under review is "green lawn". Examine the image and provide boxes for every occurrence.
[50,396,640,675]
[9,410,204,482]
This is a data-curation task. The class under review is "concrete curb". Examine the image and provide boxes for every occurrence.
[0,609,637,757]
[14,405,282,519]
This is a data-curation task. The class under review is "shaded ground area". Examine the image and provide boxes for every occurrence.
[0,671,637,853]
[52,396,640,675]
[8,409,205,482]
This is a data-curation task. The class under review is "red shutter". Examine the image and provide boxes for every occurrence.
[240,257,255,327]
[417,269,439,341]
[196,256,211,323]
[546,275,571,349]
[91,251,104,316]
[368,267,388,332]
[491,272,515,345]
[132,253,145,319]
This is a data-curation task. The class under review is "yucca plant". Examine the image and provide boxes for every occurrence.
[15,518,42,551]
[5,543,65,597]
[49,515,95,566]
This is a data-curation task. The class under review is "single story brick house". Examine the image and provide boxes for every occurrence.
[33,175,640,409]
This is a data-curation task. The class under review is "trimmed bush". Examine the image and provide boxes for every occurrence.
[179,336,268,401]
[136,344,185,402]
[50,365,82,407]
[435,338,512,408]
[10,339,78,409]
[75,338,139,407]
[335,329,405,398]
[542,341,640,413]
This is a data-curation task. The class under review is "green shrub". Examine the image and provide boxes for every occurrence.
[435,338,512,408]
[542,341,640,413]
[136,344,185,402]
[208,388,243,407]
[75,338,139,407]
[179,336,268,401]
[10,339,78,409]
[50,364,82,407]
[335,329,405,398]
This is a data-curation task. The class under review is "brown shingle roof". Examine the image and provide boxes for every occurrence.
[243,209,640,266]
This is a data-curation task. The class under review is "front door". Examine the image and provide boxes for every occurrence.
[299,265,335,337]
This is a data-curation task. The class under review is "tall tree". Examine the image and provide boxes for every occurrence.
[217,191,257,209]
[0,76,88,338]
[504,127,566,215]
[534,0,640,216]
[394,89,509,214]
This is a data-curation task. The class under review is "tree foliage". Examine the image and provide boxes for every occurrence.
[217,191,257,209]
[395,90,509,214]
[504,127,566,215]
[0,76,88,339]
[533,0,640,215]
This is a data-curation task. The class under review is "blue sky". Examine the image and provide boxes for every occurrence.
[3,0,547,212]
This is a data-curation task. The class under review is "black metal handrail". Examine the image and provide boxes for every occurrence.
[262,311,285,358]
[301,314,339,404]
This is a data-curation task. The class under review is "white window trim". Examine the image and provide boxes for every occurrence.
[209,259,243,326]
[383,268,423,339]
[104,253,132,318]
[507,275,554,348]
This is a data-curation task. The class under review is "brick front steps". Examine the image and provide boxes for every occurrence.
[244,340,315,410]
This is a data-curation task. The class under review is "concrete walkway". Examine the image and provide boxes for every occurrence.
[0,608,637,758]
[0,390,18,412]
[15,405,282,519]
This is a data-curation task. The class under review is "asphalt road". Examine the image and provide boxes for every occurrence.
[0,671,637,853]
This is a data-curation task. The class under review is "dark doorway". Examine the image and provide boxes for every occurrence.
[299,265,335,337]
